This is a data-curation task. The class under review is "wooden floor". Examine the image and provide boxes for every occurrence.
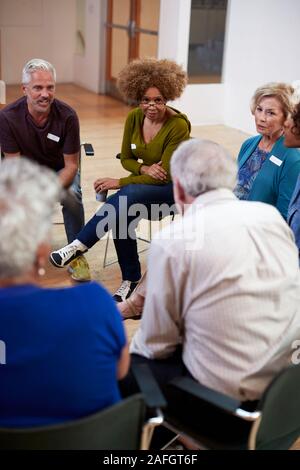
[5,83,249,340]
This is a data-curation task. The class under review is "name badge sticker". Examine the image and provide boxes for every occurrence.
[269,155,283,167]
[47,133,60,143]
[131,143,136,149]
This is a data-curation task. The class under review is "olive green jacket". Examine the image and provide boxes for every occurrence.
[119,107,191,186]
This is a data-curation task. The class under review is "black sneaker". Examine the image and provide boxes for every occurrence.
[49,243,87,268]
[113,280,139,303]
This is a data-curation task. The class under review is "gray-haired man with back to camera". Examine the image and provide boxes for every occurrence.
[0,58,90,281]
[121,138,300,409]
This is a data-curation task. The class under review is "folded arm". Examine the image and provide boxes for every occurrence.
[119,117,190,186]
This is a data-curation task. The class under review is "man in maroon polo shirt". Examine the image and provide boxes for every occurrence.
[0,58,90,281]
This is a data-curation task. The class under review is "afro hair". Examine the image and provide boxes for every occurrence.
[117,57,187,103]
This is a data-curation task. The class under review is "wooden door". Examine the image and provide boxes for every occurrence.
[105,0,160,100]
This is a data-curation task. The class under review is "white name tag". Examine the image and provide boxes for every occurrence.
[47,133,60,142]
[131,143,136,149]
[269,155,283,167]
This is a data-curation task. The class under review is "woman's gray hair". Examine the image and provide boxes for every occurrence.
[171,139,237,197]
[22,58,56,84]
[0,158,61,279]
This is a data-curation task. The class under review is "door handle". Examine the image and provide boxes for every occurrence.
[127,20,136,38]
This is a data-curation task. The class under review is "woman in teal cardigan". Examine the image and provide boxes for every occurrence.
[50,58,191,301]
[235,83,300,220]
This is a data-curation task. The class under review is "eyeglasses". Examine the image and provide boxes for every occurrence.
[140,97,166,106]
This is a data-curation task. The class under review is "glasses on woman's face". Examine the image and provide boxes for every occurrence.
[140,96,166,106]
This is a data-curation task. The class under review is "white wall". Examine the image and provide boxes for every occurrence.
[74,0,105,93]
[1,0,299,131]
[158,0,224,125]
[158,0,191,70]
[172,83,224,125]
[158,0,300,129]
[0,0,76,84]
[223,0,300,134]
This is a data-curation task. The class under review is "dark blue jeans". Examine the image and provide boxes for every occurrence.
[61,171,85,243]
[77,182,175,281]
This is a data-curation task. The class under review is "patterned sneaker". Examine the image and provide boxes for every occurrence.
[49,240,88,268]
[68,255,91,282]
[113,280,139,303]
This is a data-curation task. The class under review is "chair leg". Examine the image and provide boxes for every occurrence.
[140,410,164,450]
[136,219,152,244]
[102,233,116,268]
[102,216,175,268]
[102,221,152,268]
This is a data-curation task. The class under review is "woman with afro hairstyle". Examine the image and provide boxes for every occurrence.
[284,100,300,262]
[50,58,191,301]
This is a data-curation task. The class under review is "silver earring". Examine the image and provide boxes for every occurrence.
[38,267,46,277]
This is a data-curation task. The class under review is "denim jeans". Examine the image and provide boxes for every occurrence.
[61,171,85,243]
[77,182,175,281]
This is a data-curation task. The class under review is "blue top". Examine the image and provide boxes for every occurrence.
[237,135,300,219]
[0,282,126,427]
[288,175,300,263]
[234,146,269,200]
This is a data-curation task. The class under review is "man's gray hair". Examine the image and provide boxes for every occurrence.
[0,158,61,279]
[171,138,237,197]
[22,58,56,84]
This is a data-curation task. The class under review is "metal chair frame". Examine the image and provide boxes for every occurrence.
[161,364,300,450]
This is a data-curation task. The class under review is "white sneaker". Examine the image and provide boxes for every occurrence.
[113,280,139,303]
[49,240,88,268]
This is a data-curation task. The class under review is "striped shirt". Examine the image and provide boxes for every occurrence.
[130,189,300,400]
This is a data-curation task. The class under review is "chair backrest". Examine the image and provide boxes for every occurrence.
[162,365,300,450]
[250,364,300,450]
[0,394,146,450]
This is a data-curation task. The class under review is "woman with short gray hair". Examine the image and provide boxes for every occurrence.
[0,158,129,427]
[0,157,60,279]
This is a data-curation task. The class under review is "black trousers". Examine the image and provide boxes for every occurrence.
[119,349,191,399]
